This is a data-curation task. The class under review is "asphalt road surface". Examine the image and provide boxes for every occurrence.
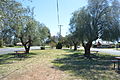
[0,46,41,54]
[1,46,120,56]
[91,48,120,56]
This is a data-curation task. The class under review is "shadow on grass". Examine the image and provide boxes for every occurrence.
[0,53,37,65]
[52,50,119,80]
[63,49,84,53]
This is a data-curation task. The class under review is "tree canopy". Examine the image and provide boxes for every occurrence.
[0,0,50,53]
[69,0,120,58]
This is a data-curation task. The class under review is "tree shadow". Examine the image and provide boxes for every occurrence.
[0,52,37,65]
[52,50,119,80]
[63,49,84,53]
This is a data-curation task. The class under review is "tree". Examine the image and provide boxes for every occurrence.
[0,0,17,46]
[15,16,50,53]
[37,23,51,46]
[31,23,50,46]
[69,0,120,58]
[64,34,80,50]
[101,0,120,41]
[18,17,36,53]
[46,36,58,48]
[0,0,34,53]
[0,0,27,45]
[0,39,3,47]
[0,0,50,53]
[61,36,71,48]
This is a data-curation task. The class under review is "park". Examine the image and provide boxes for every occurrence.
[0,0,120,80]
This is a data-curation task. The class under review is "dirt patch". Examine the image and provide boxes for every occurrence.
[4,65,67,80]
[2,50,69,80]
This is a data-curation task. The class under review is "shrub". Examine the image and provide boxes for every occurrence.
[56,42,62,49]
[49,41,56,49]
[41,46,45,50]
[6,44,14,47]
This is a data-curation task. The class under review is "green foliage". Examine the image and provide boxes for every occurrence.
[36,23,51,45]
[101,0,120,41]
[46,36,59,48]
[0,0,27,45]
[0,0,51,47]
[56,42,62,49]
[40,46,45,50]
[49,41,57,48]
[69,0,120,43]
[6,44,14,47]
[69,0,120,56]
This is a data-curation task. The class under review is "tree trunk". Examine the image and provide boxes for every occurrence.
[19,36,31,54]
[74,43,77,51]
[22,43,30,54]
[25,47,30,54]
[84,46,91,58]
[0,39,3,47]
[70,46,72,50]
[83,41,92,58]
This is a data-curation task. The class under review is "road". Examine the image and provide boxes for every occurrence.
[76,47,120,56]
[1,46,120,56]
[91,48,120,56]
[0,46,41,54]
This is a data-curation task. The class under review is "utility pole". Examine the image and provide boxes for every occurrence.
[56,0,62,37]
[56,0,63,49]
[58,24,63,37]
[57,0,60,25]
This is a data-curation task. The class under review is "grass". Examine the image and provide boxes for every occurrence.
[53,49,120,80]
[0,52,36,79]
[114,48,120,51]
[0,46,24,48]
[0,49,66,79]
[0,46,5,48]
[0,49,120,80]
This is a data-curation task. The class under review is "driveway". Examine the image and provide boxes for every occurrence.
[0,46,41,55]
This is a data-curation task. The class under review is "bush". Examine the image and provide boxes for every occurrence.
[41,46,45,50]
[49,41,56,49]
[56,42,62,49]
[6,44,14,47]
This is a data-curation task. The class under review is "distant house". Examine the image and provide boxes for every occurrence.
[93,39,115,48]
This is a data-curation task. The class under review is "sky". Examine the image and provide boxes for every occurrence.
[17,0,88,36]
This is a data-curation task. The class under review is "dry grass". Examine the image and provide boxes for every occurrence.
[0,50,69,80]
[0,49,120,80]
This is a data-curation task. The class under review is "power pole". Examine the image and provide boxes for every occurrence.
[57,0,60,25]
[56,0,62,38]
[56,0,63,49]
[58,24,63,37]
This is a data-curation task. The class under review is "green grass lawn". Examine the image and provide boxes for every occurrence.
[0,49,120,80]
